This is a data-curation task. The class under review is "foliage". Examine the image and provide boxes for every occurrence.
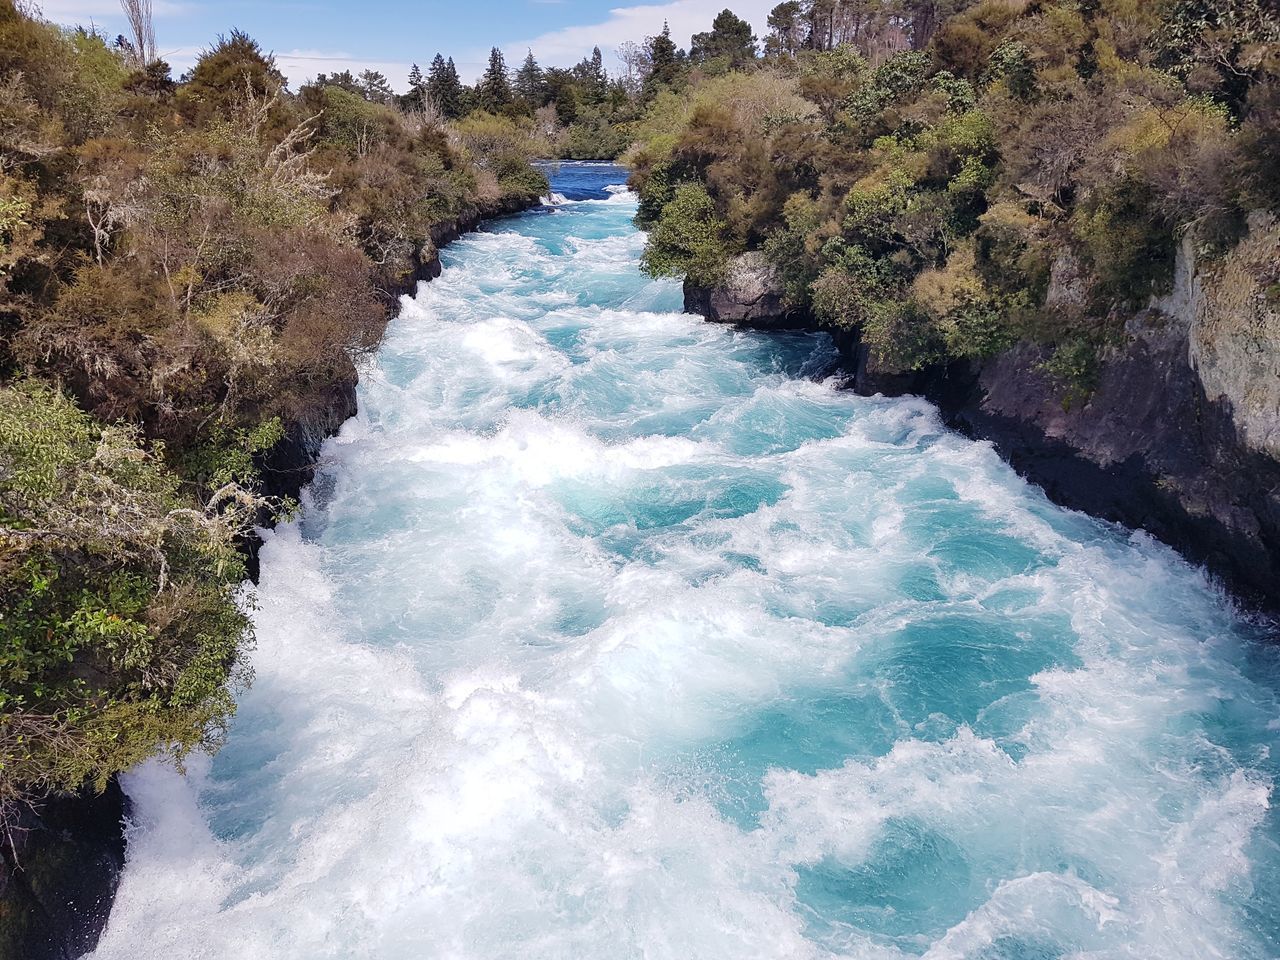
[177,30,287,125]
[426,54,464,119]
[1071,175,1175,307]
[1038,338,1101,408]
[640,184,733,286]
[628,0,1280,376]
[690,9,758,71]
[0,382,258,802]
[478,47,513,114]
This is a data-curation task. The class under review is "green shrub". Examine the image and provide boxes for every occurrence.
[811,265,873,330]
[974,203,1051,301]
[1072,175,1175,307]
[762,193,821,307]
[862,300,947,371]
[0,382,257,803]
[987,40,1037,101]
[1038,338,1100,408]
[317,85,400,154]
[640,184,732,286]
[942,293,1024,358]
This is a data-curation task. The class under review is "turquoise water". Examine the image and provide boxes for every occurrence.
[93,164,1280,960]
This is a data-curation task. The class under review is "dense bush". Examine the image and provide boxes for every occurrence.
[639,184,733,286]
[0,382,256,802]
[630,0,1280,392]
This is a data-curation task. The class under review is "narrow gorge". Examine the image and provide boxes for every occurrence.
[88,166,1280,960]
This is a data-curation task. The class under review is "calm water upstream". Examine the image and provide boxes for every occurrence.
[92,163,1280,959]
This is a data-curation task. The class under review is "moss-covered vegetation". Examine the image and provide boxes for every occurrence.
[0,1,549,813]
[629,0,1279,383]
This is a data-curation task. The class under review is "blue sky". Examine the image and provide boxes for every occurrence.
[39,0,777,87]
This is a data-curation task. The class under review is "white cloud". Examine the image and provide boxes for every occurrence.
[509,0,777,71]
[274,50,416,93]
[34,0,190,24]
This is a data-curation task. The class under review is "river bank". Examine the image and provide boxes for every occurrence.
[682,225,1280,618]
[0,194,541,960]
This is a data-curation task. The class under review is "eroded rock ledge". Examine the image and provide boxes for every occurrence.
[683,252,809,329]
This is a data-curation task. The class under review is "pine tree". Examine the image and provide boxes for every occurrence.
[406,62,425,108]
[427,53,463,118]
[690,9,758,67]
[572,45,608,104]
[514,50,545,105]
[478,46,512,113]
[765,2,803,57]
[644,22,683,97]
[358,68,394,104]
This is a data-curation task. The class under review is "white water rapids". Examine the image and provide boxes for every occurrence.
[90,165,1280,960]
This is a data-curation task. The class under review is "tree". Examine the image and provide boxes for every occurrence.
[514,50,546,105]
[616,40,650,96]
[315,69,361,94]
[427,53,464,118]
[645,22,684,96]
[766,1,804,57]
[478,47,513,112]
[118,0,156,70]
[178,30,286,122]
[573,46,608,103]
[544,66,580,122]
[402,62,425,110]
[690,8,758,68]
[902,0,964,50]
[358,69,393,104]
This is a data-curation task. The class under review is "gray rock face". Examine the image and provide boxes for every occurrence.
[1184,212,1280,462]
[683,252,804,328]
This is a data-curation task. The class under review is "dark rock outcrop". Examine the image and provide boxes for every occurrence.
[0,194,544,960]
[687,225,1280,614]
[683,252,809,328]
[0,782,128,960]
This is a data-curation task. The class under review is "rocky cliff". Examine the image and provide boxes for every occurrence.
[0,194,542,960]
[686,217,1280,613]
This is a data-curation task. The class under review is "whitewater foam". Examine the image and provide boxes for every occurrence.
[91,163,1280,960]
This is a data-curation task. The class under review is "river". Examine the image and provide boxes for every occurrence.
[91,163,1280,959]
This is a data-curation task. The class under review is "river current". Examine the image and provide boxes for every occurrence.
[92,164,1280,959]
